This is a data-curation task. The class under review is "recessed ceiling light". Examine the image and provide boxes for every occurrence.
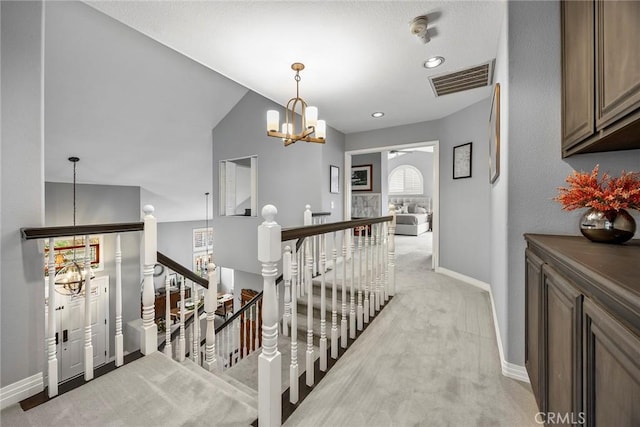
[424,56,445,69]
[371,112,385,118]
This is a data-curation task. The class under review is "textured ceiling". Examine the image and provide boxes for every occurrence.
[87,0,506,134]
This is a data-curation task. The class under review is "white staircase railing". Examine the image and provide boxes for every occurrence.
[258,203,396,427]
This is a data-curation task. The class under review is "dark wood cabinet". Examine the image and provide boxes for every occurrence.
[584,299,640,427]
[525,234,640,426]
[543,265,583,421]
[525,249,544,411]
[561,0,640,157]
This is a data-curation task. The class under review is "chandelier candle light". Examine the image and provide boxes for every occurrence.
[266,62,326,146]
[54,156,95,294]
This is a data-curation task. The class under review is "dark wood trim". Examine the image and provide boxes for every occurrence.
[282,216,392,242]
[311,212,331,217]
[157,251,208,288]
[21,222,144,240]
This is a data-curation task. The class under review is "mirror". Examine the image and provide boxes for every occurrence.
[219,156,257,216]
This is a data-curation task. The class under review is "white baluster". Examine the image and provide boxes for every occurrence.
[363,227,370,324]
[331,232,339,359]
[46,237,58,397]
[235,318,240,364]
[305,234,314,386]
[357,230,364,331]
[258,205,282,427]
[178,277,186,362]
[341,230,348,348]
[141,205,157,355]
[289,245,299,404]
[192,281,199,364]
[319,232,328,371]
[255,302,260,351]
[114,234,124,367]
[388,205,396,297]
[243,308,249,358]
[283,247,291,337]
[164,273,172,358]
[375,223,381,312]
[204,262,217,372]
[224,318,233,367]
[370,225,376,318]
[83,236,94,380]
[349,230,356,339]
[383,221,389,302]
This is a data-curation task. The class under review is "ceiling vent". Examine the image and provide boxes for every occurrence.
[428,59,495,97]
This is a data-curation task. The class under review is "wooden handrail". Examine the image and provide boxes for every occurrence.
[311,212,331,217]
[21,222,144,240]
[157,252,208,288]
[282,215,392,242]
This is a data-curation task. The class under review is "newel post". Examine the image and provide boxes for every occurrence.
[258,205,282,427]
[203,262,218,372]
[303,204,312,226]
[388,204,396,296]
[141,205,157,355]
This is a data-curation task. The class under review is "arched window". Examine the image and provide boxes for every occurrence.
[389,165,424,195]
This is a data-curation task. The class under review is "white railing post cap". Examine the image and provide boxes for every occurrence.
[258,205,281,263]
[143,205,155,216]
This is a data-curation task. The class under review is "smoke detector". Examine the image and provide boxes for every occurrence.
[410,15,430,44]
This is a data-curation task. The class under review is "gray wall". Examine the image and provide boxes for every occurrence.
[346,99,492,284]
[212,90,345,275]
[157,220,208,270]
[387,151,434,199]
[500,0,640,365]
[1,0,46,389]
[44,1,248,223]
[45,183,142,357]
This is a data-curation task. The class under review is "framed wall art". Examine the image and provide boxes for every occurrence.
[453,142,472,179]
[330,165,340,194]
[489,83,501,184]
[351,164,373,191]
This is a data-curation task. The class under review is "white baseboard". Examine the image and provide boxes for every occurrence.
[0,372,44,410]
[434,267,530,384]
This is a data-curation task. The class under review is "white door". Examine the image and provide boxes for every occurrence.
[57,275,109,382]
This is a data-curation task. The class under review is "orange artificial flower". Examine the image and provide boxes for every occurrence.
[554,165,640,212]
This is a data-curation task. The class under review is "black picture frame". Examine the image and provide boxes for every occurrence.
[330,165,340,194]
[351,164,373,191]
[453,142,472,179]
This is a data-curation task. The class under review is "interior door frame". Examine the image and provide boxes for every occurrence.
[344,140,439,270]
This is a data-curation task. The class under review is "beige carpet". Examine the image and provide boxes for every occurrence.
[1,352,257,427]
[283,231,538,426]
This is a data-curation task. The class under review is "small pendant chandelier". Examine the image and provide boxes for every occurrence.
[54,156,95,295]
[266,62,326,146]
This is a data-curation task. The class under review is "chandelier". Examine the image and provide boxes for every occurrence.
[54,156,95,295]
[266,62,326,146]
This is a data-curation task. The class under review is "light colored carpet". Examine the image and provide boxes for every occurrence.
[1,352,257,427]
[283,232,538,426]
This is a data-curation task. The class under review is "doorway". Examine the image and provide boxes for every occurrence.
[46,275,110,383]
[344,140,439,270]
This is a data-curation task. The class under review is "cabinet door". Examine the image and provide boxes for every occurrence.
[584,299,640,427]
[543,265,583,422]
[596,0,640,129]
[525,249,544,410]
[562,0,595,150]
